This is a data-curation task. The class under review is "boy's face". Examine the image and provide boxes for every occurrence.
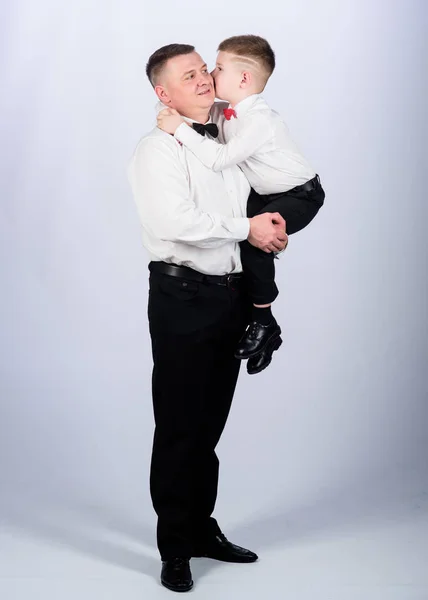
[210,51,242,102]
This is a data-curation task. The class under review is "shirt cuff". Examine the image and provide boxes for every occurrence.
[230,217,250,241]
[175,122,204,148]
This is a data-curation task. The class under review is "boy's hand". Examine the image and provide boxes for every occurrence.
[157,108,186,135]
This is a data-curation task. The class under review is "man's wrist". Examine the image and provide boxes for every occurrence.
[238,217,250,241]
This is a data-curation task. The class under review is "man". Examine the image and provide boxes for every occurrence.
[128,43,287,593]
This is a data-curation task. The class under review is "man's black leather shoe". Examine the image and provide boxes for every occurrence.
[235,319,281,359]
[194,533,258,563]
[161,558,193,593]
[247,335,283,375]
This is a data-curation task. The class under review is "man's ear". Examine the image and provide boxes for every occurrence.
[155,85,172,105]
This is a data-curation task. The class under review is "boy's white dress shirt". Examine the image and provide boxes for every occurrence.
[175,94,316,195]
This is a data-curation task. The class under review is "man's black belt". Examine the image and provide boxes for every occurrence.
[149,261,243,287]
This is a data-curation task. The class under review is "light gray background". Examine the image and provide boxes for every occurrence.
[1,0,427,598]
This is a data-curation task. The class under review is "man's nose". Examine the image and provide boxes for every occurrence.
[198,71,212,85]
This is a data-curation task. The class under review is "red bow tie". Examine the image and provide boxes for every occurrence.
[223,108,237,121]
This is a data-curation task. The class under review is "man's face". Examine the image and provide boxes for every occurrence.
[156,52,215,115]
[211,51,242,102]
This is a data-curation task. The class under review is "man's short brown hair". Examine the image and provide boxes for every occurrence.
[146,44,195,87]
[218,35,275,83]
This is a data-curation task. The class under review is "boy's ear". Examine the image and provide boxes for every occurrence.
[241,71,252,87]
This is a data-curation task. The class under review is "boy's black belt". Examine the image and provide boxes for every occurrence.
[290,174,320,194]
[149,261,243,287]
[265,175,321,202]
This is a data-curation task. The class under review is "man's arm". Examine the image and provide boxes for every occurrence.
[158,111,271,172]
[129,137,250,248]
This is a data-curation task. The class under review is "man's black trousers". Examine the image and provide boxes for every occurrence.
[148,267,250,559]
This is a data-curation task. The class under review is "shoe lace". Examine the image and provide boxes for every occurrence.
[248,322,259,339]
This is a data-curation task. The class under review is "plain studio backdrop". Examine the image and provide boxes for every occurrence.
[0,1,427,599]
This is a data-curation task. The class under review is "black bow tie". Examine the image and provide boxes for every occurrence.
[192,122,219,138]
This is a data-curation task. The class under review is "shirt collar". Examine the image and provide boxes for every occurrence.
[183,115,213,125]
[230,94,260,118]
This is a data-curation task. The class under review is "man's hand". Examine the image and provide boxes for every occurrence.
[248,213,288,253]
[157,108,186,135]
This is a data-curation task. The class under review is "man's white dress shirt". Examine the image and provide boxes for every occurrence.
[174,94,316,195]
[128,114,251,275]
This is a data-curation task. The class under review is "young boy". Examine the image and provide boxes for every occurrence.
[157,35,325,374]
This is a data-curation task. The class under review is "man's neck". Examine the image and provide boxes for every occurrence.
[179,109,211,124]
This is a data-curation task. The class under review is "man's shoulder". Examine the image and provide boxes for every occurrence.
[128,127,187,182]
[210,101,229,124]
[137,126,174,146]
[132,127,182,159]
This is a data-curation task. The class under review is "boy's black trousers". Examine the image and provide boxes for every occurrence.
[240,174,325,304]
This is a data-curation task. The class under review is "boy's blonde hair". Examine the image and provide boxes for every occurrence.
[217,35,275,88]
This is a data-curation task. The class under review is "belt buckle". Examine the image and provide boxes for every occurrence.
[226,274,236,290]
[218,274,230,287]
[215,273,236,288]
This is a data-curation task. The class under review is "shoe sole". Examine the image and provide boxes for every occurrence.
[161,579,194,593]
[203,554,258,563]
[234,328,282,360]
[247,337,283,375]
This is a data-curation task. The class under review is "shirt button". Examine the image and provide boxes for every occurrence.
[182,282,188,287]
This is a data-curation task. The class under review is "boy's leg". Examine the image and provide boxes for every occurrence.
[247,178,325,234]
[236,178,325,371]
[235,239,281,362]
[238,240,279,307]
[234,184,283,361]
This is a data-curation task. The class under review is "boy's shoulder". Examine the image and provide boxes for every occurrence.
[249,96,288,127]
[249,95,277,115]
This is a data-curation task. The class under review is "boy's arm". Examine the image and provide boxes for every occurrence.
[128,138,250,248]
[174,113,272,171]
